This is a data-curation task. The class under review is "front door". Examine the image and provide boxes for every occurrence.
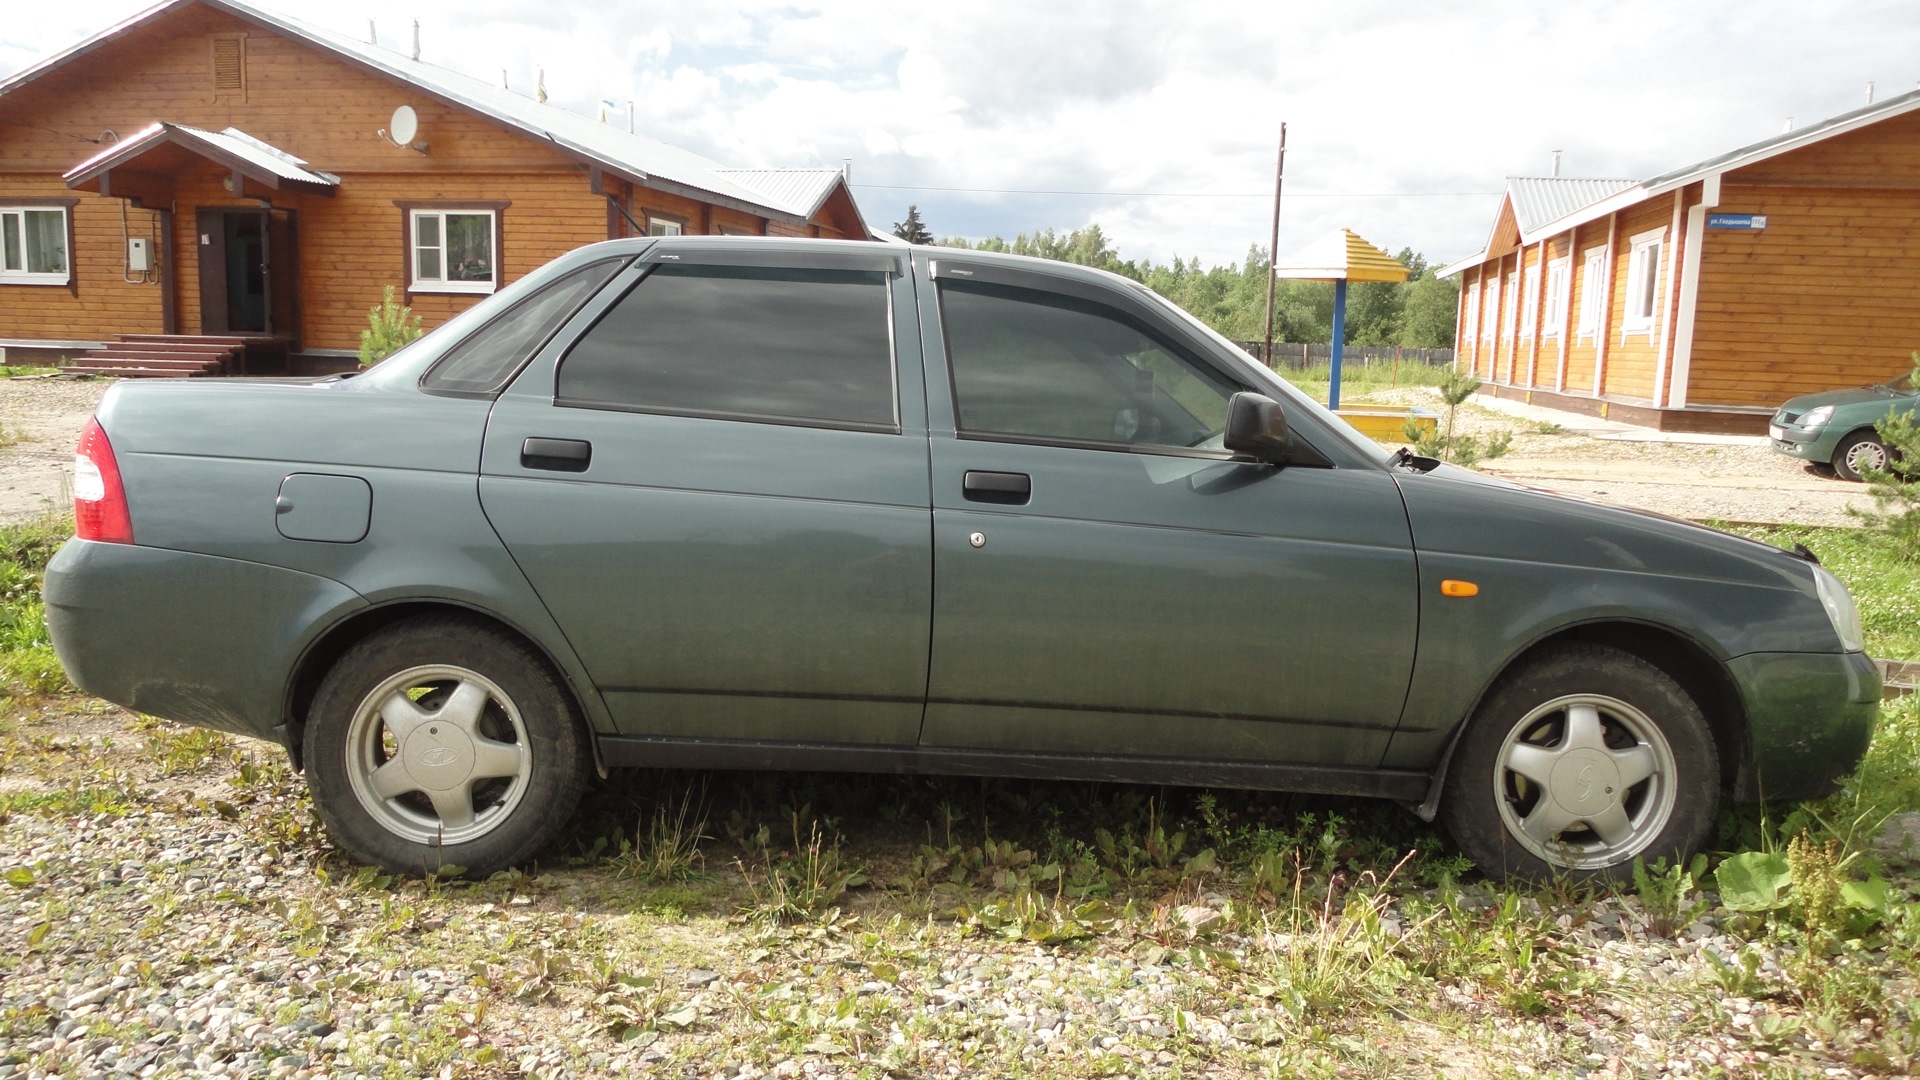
[917,261,1420,768]
[195,207,297,339]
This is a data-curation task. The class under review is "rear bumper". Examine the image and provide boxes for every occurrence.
[43,539,367,742]
[1729,649,1880,802]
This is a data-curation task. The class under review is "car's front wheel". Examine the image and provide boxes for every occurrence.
[1440,643,1718,882]
[1832,429,1891,482]
[304,617,589,876]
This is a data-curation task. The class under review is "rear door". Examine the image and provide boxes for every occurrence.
[479,244,931,745]
[916,257,1419,768]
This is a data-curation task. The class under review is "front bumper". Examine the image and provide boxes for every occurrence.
[1728,649,1880,802]
[44,539,367,742]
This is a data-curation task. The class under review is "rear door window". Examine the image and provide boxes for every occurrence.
[557,263,897,431]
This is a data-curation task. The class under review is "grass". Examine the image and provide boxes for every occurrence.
[1276,357,1449,405]
[1721,522,1920,660]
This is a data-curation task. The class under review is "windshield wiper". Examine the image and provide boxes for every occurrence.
[1388,445,1441,473]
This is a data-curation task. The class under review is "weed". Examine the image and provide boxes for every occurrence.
[1631,854,1710,937]
[610,782,709,882]
[738,811,867,922]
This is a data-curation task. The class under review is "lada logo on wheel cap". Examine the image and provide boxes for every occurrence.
[420,746,460,767]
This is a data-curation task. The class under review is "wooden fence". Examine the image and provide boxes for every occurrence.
[1234,343,1455,368]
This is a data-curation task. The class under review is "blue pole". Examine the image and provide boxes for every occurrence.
[1329,278,1347,411]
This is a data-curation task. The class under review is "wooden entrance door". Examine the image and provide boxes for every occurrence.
[195,207,298,343]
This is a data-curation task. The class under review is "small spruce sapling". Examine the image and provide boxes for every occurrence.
[358,285,423,368]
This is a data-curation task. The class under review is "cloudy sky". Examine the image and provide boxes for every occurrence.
[7,0,1919,268]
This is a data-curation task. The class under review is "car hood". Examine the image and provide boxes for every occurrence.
[1391,461,1811,586]
[1779,385,1916,412]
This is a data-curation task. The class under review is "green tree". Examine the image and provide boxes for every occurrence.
[892,206,934,245]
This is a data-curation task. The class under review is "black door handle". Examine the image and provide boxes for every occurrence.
[521,437,592,472]
[962,470,1031,505]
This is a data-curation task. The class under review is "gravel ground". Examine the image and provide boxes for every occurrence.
[2,703,1916,1079]
[1356,387,1881,526]
[0,377,111,523]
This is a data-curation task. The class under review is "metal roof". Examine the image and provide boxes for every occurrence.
[4,0,865,232]
[1507,177,1636,234]
[713,169,846,220]
[64,120,340,194]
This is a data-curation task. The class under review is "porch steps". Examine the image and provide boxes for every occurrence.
[62,335,247,378]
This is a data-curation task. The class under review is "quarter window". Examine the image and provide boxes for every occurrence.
[422,259,626,393]
[0,207,70,284]
[557,263,896,430]
[411,209,497,294]
[939,280,1236,451]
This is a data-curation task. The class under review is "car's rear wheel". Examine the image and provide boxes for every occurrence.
[1832,429,1891,482]
[1440,643,1718,882]
[304,617,589,876]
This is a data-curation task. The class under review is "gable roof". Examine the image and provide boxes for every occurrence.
[1440,86,1920,277]
[0,0,867,233]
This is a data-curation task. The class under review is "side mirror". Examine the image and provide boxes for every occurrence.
[1223,391,1292,465]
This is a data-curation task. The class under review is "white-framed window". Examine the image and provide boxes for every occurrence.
[1481,277,1500,340]
[646,214,685,237]
[1576,247,1606,341]
[1519,264,1540,339]
[0,206,71,285]
[1461,283,1480,343]
[1501,271,1519,340]
[1621,228,1666,339]
[410,209,497,294]
[1542,256,1570,337]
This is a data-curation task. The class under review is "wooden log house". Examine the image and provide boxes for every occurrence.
[0,0,870,374]
[1440,91,1920,433]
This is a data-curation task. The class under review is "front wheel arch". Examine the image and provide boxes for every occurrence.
[282,600,603,774]
[1411,619,1750,820]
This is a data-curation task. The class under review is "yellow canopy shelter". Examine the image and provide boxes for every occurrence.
[1272,228,1408,410]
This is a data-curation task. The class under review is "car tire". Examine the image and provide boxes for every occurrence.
[1832,430,1891,482]
[304,616,589,876]
[1440,643,1718,883]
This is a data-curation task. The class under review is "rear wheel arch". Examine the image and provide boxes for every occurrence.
[282,600,603,773]
[1414,618,1751,819]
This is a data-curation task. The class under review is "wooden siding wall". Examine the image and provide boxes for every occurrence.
[1,2,854,347]
[1688,184,1920,406]
[0,177,165,342]
[1598,197,1674,402]
[1562,225,1599,393]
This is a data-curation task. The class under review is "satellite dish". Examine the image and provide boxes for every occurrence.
[389,105,419,146]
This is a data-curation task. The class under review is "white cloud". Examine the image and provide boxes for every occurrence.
[7,0,1920,266]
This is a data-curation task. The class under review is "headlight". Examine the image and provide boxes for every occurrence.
[1800,405,1834,428]
[1811,565,1864,652]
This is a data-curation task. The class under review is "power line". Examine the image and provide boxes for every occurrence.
[850,182,1499,199]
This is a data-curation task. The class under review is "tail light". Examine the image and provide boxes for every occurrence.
[74,418,134,544]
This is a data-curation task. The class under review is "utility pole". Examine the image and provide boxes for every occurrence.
[1262,123,1287,367]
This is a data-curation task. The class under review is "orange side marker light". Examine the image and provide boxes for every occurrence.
[1440,579,1479,598]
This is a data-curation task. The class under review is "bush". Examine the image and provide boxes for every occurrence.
[358,285,423,368]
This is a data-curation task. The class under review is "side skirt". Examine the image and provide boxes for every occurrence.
[595,735,1430,801]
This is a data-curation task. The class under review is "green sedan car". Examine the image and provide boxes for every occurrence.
[1769,371,1918,481]
[44,238,1879,882]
